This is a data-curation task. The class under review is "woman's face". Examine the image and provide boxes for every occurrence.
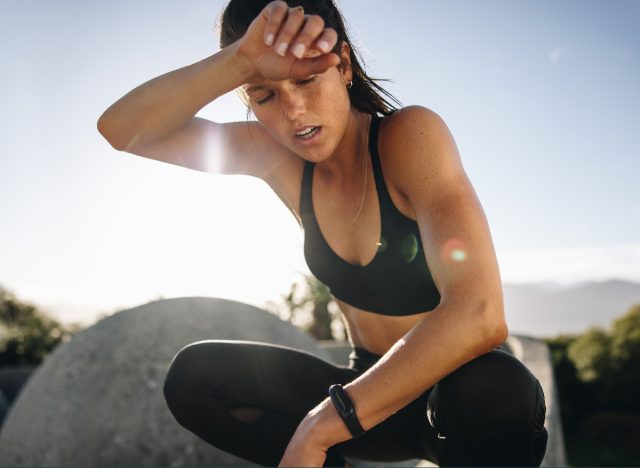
[243,43,353,162]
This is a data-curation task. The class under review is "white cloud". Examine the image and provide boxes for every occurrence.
[498,242,640,284]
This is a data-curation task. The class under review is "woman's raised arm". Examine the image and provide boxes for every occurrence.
[97,1,339,179]
[97,44,282,178]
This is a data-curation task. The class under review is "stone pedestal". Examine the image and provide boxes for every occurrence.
[0,297,330,467]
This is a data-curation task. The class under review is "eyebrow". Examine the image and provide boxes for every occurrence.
[245,84,268,94]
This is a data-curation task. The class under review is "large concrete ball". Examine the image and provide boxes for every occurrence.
[0,297,331,467]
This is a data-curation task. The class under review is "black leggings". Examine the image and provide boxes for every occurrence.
[163,340,548,467]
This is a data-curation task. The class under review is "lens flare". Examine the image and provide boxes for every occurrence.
[442,238,467,263]
[452,249,466,261]
[401,233,419,263]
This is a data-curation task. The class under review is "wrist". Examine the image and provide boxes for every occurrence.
[226,39,260,85]
[303,396,355,448]
[328,384,366,438]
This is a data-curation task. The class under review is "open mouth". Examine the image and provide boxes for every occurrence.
[294,126,321,140]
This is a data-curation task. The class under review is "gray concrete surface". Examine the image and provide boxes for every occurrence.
[507,335,567,467]
[0,297,331,467]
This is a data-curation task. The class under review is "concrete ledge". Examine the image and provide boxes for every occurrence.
[507,335,567,467]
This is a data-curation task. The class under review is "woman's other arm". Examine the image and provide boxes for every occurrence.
[300,105,508,447]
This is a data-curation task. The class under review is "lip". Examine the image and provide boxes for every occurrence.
[293,125,318,135]
[293,126,322,146]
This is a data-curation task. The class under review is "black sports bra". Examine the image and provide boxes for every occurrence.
[299,112,441,316]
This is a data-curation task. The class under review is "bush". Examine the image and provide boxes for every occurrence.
[568,327,612,383]
[264,273,347,341]
[545,303,640,454]
[0,286,82,366]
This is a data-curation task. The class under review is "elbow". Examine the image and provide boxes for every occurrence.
[489,320,509,349]
[479,298,509,350]
[97,115,118,150]
[97,112,127,151]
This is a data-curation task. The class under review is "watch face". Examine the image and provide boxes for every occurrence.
[330,387,347,413]
[330,385,351,415]
[330,385,364,437]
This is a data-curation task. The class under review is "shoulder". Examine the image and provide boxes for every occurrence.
[380,104,446,137]
[378,105,464,201]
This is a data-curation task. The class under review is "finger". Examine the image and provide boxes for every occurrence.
[274,6,306,57]
[311,27,338,54]
[288,14,327,59]
[262,1,288,46]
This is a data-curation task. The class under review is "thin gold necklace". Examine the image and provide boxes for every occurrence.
[349,115,370,223]
[349,149,368,223]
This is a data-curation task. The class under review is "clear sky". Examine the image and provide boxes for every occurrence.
[1,0,639,326]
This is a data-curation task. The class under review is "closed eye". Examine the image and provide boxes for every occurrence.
[297,76,316,85]
[255,76,317,105]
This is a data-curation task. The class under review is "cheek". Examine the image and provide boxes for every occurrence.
[317,81,350,113]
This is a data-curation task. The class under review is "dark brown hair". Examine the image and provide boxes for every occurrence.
[218,0,402,116]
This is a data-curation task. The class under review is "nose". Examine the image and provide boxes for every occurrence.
[281,90,306,122]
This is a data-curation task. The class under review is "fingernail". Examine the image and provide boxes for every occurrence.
[277,42,288,57]
[292,43,305,58]
[318,40,330,53]
[265,33,274,46]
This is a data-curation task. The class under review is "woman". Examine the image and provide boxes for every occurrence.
[97,0,548,466]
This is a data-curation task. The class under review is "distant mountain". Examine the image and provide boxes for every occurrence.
[503,279,640,339]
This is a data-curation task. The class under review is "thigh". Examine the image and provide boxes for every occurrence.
[167,339,357,417]
[165,340,449,465]
[163,339,358,466]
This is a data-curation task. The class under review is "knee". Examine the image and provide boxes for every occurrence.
[162,341,214,421]
[430,350,545,434]
[428,350,548,465]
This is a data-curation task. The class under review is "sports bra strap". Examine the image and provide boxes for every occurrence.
[368,114,396,222]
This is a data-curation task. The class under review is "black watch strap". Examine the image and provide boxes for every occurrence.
[328,384,365,438]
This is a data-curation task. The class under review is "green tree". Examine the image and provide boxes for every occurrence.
[610,304,640,364]
[264,273,346,341]
[567,326,612,383]
[545,333,595,432]
[607,304,640,412]
[548,303,640,420]
[546,305,640,468]
[0,285,82,366]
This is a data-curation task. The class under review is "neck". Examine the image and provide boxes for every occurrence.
[315,109,371,189]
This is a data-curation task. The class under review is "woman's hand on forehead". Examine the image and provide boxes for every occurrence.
[236,1,340,83]
[262,1,335,58]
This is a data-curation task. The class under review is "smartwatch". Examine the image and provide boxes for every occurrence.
[328,384,365,438]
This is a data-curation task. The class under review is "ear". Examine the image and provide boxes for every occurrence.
[338,41,353,84]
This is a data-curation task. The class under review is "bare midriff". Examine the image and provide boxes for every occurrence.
[335,298,430,356]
